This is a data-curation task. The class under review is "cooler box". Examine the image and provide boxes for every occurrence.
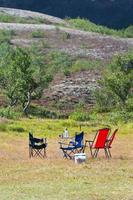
[74,153,86,164]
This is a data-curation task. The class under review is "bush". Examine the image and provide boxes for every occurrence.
[68,18,133,38]
[0,108,21,119]
[68,18,120,37]
[29,105,59,118]
[61,32,71,41]
[106,111,133,124]
[123,26,133,38]
[31,30,45,38]
[95,51,133,112]
[0,14,14,23]
[45,51,72,74]
[69,111,90,121]
[126,97,133,112]
[71,59,101,72]
[0,30,15,44]
[9,127,25,132]
[0,123,7,132]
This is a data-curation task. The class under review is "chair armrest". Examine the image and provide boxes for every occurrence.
[85,140,93,147]
[85,140,93,144]
[85,140,93,142]
[58,142,70,148]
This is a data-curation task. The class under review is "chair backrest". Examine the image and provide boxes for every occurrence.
[108,128,118,148]
[29,132,33,145]
[29,132,43,146]
[93,128,110,148]
[75,131,84,147]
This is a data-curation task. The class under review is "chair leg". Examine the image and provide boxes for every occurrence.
[107,148,112,158]
[33,149,46,158]
[104,148,110,159]
[93,149,99,158]
[44,148,46,158]
[29,147,32,158]
[89,144,93,157]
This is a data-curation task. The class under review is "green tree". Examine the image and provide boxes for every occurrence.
[0,44,52,115]
[95,51,133,112]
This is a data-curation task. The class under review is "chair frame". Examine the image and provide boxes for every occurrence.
[59,132,85,159]
[85,128,111,158]
[29,133,47,158]
[106,128,118,158]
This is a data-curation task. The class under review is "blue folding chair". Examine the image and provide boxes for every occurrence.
[59,131,85,159]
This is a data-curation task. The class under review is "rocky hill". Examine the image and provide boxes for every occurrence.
[0,0,133,28]
[0,8,133,112]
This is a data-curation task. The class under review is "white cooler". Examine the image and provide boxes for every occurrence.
[74,153,86,164]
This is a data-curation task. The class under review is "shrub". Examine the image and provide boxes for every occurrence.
[45,51,72,74]
[106,111,133,124]
[71,59,101,72]
[0,123,7,132]
[29,105,59,118]
[123,26,133,38]
[95,51,133,112]
[68,18,133,38]
[126,97,133,112]
[69,111,90,121]
[61,32,71,40]
[0,14,14,23]
[9,127,25,132]
[31,30,45,38]
[0,30,14,44]
[0,107,21,119]
[68,18,120,36]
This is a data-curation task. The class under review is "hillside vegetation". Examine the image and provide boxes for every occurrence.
[0,8,133,121]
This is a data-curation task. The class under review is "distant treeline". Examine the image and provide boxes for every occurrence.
[0,0,133,29]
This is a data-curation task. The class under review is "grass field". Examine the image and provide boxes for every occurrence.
[0,118,133,200]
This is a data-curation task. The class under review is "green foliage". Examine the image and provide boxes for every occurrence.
[68,18,120,36]
[29,105,59,119]
[69,111,90,121]
[123,26,133,38]
[0,107,21,119]
[0,30,14,44]
[71,59,101,72]
[94,88,116,112]
[0,45,53,115]
[105,111,133,125]
[126,97,133,112]
[95,51,133,112]
[68,18,133,38]
[0,14,15,22]
[61,32,71,41]
[9,126,25,132]
[31,30,45,38]
[69,102,92,122]
[0,13,51,24]
[44,51,72,75]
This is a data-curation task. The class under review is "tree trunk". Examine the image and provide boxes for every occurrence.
[23,92,31,116]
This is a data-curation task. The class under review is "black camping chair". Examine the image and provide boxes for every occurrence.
[59,131,85,159]
[29,133,47,158]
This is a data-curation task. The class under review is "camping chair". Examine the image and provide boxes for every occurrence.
[59,131,85,159]
[85,128,110,158]
[29,133,47,158]
[106,128,118,158]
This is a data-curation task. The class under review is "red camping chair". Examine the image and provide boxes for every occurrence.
[106,128,118,158]
[85,128,110,158]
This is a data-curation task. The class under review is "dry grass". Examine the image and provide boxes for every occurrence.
[0,118,133,200]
